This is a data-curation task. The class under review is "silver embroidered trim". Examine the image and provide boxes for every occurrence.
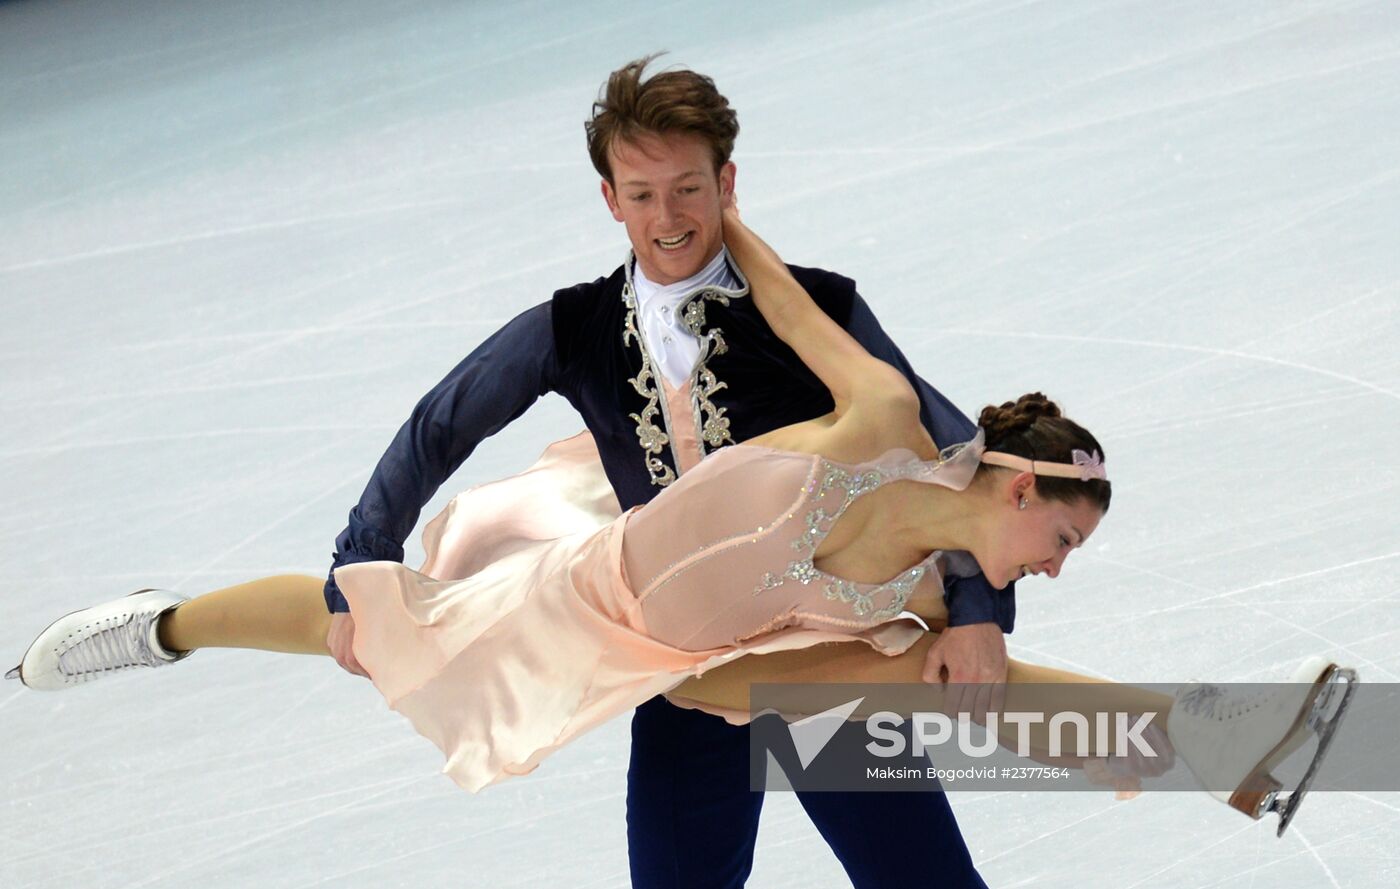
[679,290,735,452]
[693,345,732,448]
[621,280,676,488]
[620,250,750,484]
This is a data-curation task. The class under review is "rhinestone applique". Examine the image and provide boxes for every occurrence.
[825,567,926,620]
[680,294,722,335]
[754,571,784,596]
[786,559,820,585]
[754,459,928,620]
[823,579,871,615]
[792,465,882,552]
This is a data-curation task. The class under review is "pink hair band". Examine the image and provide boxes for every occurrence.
[980,449,1108,482]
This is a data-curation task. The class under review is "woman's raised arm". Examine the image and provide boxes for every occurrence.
[722,207,918,421]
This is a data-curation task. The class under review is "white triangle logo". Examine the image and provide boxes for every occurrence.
[788,697,865,769]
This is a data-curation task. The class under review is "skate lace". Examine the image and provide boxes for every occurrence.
[1177,684,1227,718]
[1176,682,1273,720]
[56,610,164,681]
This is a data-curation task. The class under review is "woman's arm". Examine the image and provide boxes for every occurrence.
[723,208,919,425]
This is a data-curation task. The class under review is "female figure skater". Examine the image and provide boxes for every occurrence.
[8,207,1346,831]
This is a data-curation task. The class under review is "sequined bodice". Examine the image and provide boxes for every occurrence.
[620,434,985,651]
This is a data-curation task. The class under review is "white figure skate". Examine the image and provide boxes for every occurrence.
[1168,655,1358,837]
[5,589,191,691]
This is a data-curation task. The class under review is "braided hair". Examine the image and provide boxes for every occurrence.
[977,393,1111,513]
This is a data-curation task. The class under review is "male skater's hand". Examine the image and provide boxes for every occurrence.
[921,622,1008,723]
[328,612,368,678]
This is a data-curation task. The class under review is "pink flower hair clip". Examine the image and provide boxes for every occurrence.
[1071,449,1107,482]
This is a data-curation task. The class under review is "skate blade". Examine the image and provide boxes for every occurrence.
[1267,667,1359,837]
[1227,662,1350,823]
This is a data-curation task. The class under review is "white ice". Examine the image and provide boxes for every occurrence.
[2,0,1398,886]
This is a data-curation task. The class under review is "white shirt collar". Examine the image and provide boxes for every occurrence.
[632,247,738,309]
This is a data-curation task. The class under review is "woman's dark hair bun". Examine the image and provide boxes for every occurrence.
[977,393,1062,447]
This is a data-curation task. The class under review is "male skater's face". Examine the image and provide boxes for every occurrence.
[601,131,736,285]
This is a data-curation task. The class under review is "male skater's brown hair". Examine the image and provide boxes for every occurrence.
[586,54,739,184]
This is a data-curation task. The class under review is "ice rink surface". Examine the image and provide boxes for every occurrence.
[2,0,1398,885]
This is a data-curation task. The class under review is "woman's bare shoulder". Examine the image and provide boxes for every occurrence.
[744,410,935,465]
[742,417,836,455]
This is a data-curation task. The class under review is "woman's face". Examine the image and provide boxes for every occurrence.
[978,483,1104,589]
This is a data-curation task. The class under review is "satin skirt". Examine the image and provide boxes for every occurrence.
[336,432,923,792]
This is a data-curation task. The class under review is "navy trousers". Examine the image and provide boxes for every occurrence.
[626,696,987,888]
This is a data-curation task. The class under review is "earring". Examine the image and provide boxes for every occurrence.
[1019,498,1028,510]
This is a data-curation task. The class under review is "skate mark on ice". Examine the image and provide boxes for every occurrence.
[60,215,599,412]
[1075,551,1398,680]
[9,20,624,222]
[0,367,386,420]
[0,197,471,275]
[927,0,1382,139]
[1238,604,1397,682]
[4,769,427,869]
[0,0,423,88]
[1291,826,1344,889]
[0,423,396,459]
[0,317,511,363]
[1120,819,1258,889]
[173,466,361,588]
[280,790,625,889]
[1038,551,1400,629]
[1,699,399,806]
[88,441,347,568]
[233,672,338,748]
[161,778,436,884]
[1105,387,1369,442]
[899,45,1400,171]
[1231,598,1399,683]
[1084,167,1400,339]
[1088,286,1392,412]
[1342,791,1400,817]
[914,328,1400,402]
[977,802,1123,867]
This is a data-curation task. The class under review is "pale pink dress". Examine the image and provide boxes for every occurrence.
[336,387,986,793]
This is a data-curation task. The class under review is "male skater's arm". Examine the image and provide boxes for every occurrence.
[840,289,1013,714]
[324,303,559,675]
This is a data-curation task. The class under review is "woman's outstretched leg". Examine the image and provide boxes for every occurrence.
[670,632,1175,757]
[157,574,332,656]
[8,575,335,690]
[674,632,1353,831]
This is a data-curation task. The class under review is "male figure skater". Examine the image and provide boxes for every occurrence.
[324,56,1012,888]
